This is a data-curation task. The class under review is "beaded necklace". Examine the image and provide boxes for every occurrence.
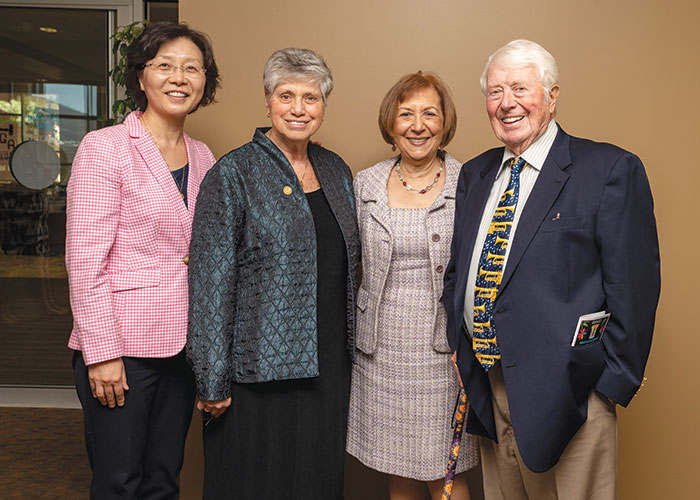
[394,156,444,194]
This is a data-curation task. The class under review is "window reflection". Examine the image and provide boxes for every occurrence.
[0,7,108,257]
[0,6,110,386]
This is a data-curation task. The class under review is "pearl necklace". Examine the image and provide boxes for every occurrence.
[394,157,444,194]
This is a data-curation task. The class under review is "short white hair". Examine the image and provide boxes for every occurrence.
[480,39,559,96]
[263,48,333,104]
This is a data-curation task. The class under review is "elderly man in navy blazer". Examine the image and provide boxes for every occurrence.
[444,39,660,499]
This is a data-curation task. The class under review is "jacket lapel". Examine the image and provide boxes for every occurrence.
[180,134,198,243]
[128,113,193,242]
[359,158,395,235]
[456,152,501,283]
[499,127,572,291]
[428,152,459,214]
[450,151,502,314]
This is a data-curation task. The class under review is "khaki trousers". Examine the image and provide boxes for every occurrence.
[480,363,617,500]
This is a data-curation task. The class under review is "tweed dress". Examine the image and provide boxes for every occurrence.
[347,159,479,480]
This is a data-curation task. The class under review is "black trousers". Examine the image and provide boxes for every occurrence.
[73,350,195,500]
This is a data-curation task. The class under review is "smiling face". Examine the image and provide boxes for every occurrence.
[265,80,325,147]
[390,86,444,167]
[485,64,559,155]
[138,37,206,120]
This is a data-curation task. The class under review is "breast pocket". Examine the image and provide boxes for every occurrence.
[540,215,586,232]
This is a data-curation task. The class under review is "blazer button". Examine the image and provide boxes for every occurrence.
[432,233,440,242]
[436,265,444,273]
[183,256,189,265]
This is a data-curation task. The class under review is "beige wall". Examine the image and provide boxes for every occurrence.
[179,1,700,498]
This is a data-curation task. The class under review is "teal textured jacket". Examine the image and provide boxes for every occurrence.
[187,128,360,401]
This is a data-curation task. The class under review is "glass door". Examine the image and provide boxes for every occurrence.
[0,4,124,387]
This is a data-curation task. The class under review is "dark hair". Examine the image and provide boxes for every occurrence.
[378,71,457,148]
[126,21,220,112]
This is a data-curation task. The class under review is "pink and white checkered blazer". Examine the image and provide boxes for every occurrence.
[66,111,216,365]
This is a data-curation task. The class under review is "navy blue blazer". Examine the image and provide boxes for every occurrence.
[443,124,660,472]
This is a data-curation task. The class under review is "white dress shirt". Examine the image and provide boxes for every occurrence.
[462,120,559,335]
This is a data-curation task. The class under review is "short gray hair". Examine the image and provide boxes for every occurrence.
[263,48,333,103]
[480,39,559,96]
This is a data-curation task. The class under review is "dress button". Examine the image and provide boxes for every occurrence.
[432,233,440,242]
[183,256,189,265]
[436,265,444,273]
[283,185,293,195]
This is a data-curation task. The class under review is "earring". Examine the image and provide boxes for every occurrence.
[391,144,396,152]
[266,112,270,117]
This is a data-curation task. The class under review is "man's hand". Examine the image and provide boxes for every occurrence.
[451,352,464,388]
[197,398,232,418]
[88,358,129,408]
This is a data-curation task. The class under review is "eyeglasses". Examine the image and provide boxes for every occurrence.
[144,61,206,77]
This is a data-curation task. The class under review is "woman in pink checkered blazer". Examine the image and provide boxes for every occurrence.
[65,22,219,499]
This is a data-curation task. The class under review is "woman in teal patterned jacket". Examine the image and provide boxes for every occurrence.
[186,47,360,499]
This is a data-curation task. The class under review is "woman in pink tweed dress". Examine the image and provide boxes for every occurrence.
[347,72,478,500]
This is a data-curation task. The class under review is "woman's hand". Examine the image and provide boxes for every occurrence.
[451,352,463,388]
[88,358,129,408]
[197,397,232,418]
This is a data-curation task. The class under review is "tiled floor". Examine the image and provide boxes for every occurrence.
[0,407,90,499]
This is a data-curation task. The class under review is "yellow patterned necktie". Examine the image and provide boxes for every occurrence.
[472,157,526,370]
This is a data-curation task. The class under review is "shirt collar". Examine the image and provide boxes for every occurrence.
[496,119,558,178]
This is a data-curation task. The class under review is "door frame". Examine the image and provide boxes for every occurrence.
[0,0,145,117]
